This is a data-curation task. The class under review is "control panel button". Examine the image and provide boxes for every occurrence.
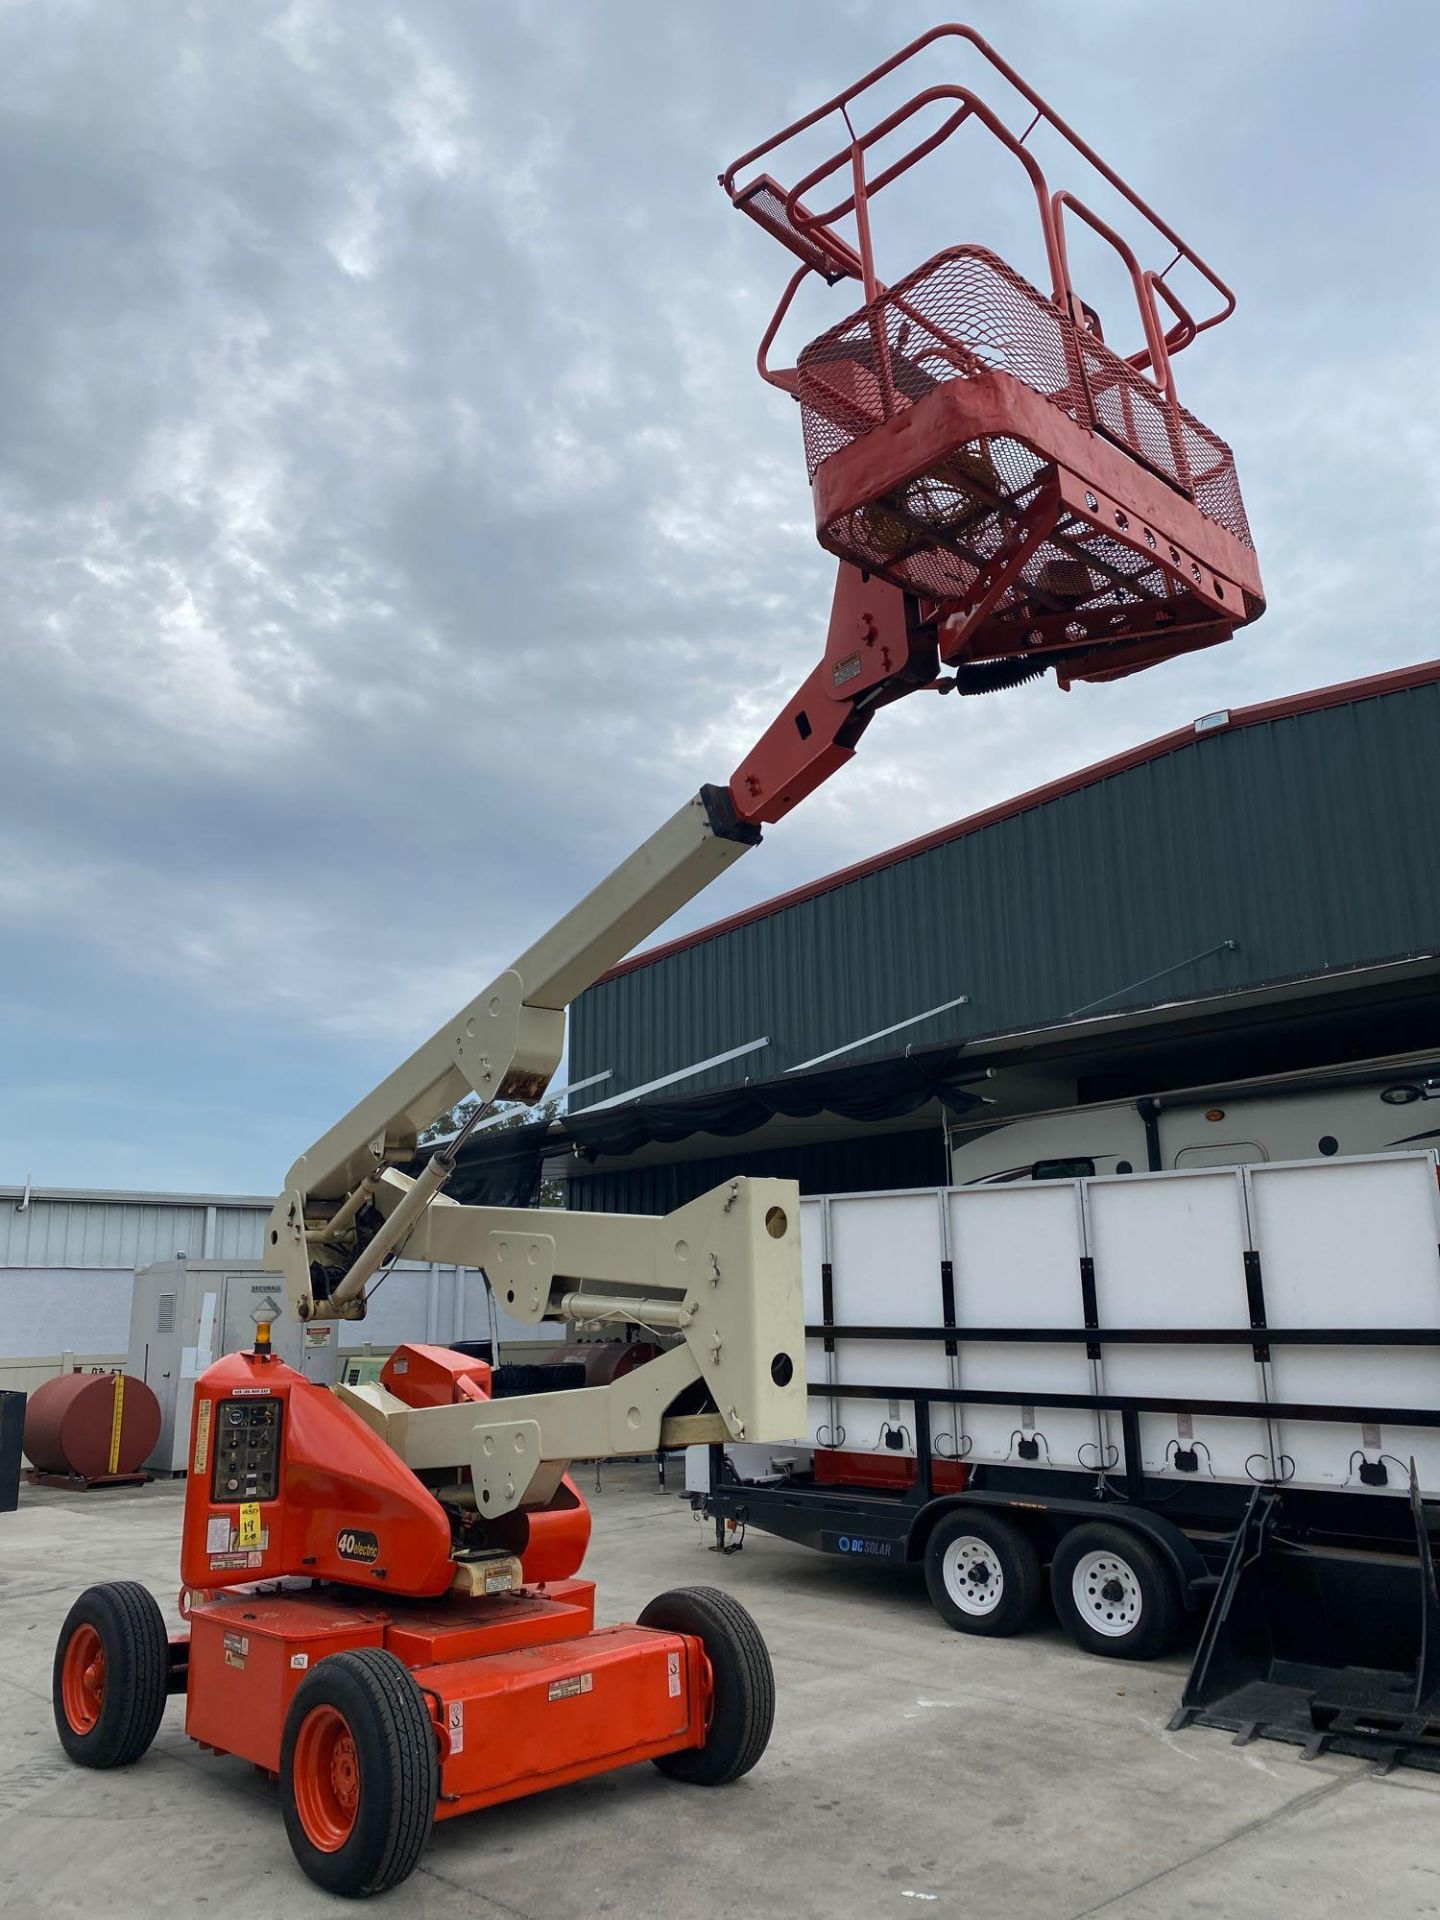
[210,1398,284,1503]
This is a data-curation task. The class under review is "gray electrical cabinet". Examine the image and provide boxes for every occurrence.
[128,1259,341,1474]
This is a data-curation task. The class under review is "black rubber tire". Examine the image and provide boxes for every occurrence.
[1050,1523,1181,1661]
[637,1586,775,1786]
[280,1648,437,1898]
[53,1581,169,1768]
[923,1510,1042,1637]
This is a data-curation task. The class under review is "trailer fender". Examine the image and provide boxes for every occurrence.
[905,1493,1212,1609]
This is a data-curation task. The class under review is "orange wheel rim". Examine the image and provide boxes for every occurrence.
[293,1704,360,1852]
[62,1624,106,1735]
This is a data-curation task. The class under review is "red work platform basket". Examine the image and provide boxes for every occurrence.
[723,27,1264,689]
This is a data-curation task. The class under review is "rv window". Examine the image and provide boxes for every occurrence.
[1031,1158,1096,1181]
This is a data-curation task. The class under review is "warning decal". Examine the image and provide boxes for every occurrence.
[192,1399,212,1475]
[447,1701,464,1755]
[205,1515,230,1555]
[668,1651,682,1698]
[547,1673,593,1702]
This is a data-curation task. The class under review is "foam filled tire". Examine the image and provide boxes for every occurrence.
[637,1586,774,1786]
[280,1648,437,1898]
[53,1581,169,1768]
[1050,1523,1180,1661]
[923,1510,1042,1637]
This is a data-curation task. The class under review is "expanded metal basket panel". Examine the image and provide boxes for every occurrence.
[820,425,1182,626]
[796,246,1253,553]
[736,176,852,284]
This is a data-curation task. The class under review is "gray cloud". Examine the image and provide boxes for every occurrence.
[2,0,1437,1189]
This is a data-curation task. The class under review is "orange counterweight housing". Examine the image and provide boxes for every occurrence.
[176,1339,713,1824]
[379,1342,492,1406]
[181,1343,593,1597]
[180,1348,456,1598]
[182,1581,710,1814]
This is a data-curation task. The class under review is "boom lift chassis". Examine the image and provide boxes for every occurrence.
[51,25,1263,1897]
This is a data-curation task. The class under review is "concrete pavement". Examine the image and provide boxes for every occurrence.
[1,1468,1436,1918]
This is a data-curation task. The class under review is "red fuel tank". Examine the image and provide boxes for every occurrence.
[24,1371,160,1483]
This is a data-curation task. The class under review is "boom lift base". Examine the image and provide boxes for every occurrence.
[56,1337,775,1897]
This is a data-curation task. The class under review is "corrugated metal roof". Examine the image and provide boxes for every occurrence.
[600,658,1440,984]
[570,662,1440,1109]
[0,1192,269,1269]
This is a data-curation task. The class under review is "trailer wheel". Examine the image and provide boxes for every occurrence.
[638,1586,774,1786]
[280,1648,437,1898]
[923,1511,1042,1637]
[53,1581,169,1768]
[1051,1524,1180,1661]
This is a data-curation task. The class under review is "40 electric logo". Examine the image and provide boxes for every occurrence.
[336,1528,380,1564]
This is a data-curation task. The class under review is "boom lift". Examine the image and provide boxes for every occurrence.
[51,26,1262,1898]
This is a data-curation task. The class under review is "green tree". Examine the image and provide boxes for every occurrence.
[419,1097,566,1207]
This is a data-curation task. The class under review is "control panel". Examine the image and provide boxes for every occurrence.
[210,1398,283,1503]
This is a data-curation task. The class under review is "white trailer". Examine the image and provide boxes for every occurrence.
[694,1151,1440,1771]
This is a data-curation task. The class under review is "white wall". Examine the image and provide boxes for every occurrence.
[0,1261,559,1375]
[0,1268,133,1358]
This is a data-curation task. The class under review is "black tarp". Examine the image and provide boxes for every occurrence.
[412,1120,556,1209]
[419,1043,986,1207]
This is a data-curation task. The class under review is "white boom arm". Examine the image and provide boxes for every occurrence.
[259,785,809,1511]
[334,1173,805,1517]
[262,785,758,1315]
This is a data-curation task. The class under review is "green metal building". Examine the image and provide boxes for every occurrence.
[563,661,1440,1210]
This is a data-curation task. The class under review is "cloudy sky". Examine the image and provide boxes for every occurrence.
[2,0,1437,1194]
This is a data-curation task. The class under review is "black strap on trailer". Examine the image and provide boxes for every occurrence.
[939,1259,958,1357]
[1242,1249,1270,1362]
[1079,1255,1101,1361]
[805,1378,1440,1428]
[805,1324,1440,1346]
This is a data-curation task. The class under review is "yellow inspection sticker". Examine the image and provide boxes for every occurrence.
[237,1502,263,1550]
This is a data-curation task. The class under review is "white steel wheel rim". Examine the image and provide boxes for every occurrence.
[942,1536,1005,1615]
[1072,1550,1143,1637]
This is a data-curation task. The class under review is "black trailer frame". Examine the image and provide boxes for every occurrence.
[692,1325,1440,1770]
